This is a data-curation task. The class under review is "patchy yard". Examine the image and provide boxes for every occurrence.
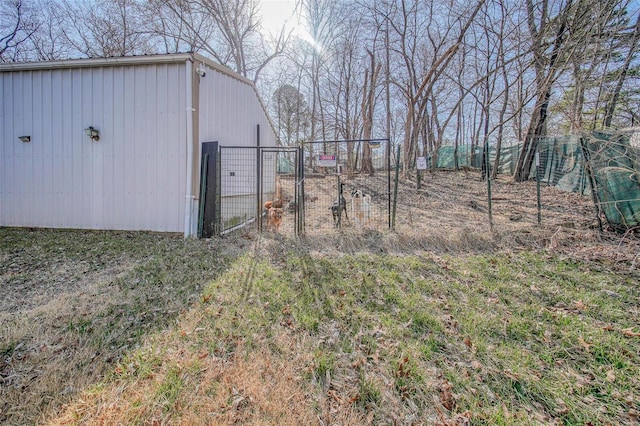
[0,230,237,424]
[1,171,639,425]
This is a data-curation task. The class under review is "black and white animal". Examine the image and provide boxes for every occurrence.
[329,183,349,227]
[351,189,372,230]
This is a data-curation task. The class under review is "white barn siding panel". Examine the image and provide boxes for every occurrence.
[90,68,105,228]
[133,66,145,228]
[164,64,188,230]
[32,72,43,223]
[0,62,188,232]
[156,65,171,229]
[1,75,15,224]
[198,67,276,148]
[1,75,12,224]
[42,72,55,225]
[102,67,116,229]
[61,71,75,226]
[0,76,7,224]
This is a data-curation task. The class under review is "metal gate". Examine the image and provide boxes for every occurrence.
[258,147,304,235]
[198,145,304,236]
[301,139,391,235]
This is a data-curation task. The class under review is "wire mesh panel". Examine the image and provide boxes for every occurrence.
[580,131,640,232]
[529,131,640,232]
[536,136,589,195]
[260,148,302,236]
[219,146,259,234]
[301,139,391,235]
[214,146,303,236]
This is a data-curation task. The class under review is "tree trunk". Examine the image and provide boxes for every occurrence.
[402,102,415,179]
[571,63,585,132]
[603,11,640,128]
[513,0,570,182]
[514,88,552,181]
[361,50,381,175]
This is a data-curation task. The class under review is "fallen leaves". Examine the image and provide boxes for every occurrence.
[555,397,569,415]
[463,336,472,349]
[599,325,640,338]
[621,327,640,338]
[439,380,455,411]
[595,324,640,338]
[436,410,472,426]
[351,358,366,369]
[606,370,616,383]
[572,300,588,311]
[578,337,593,351]
[395,356,411,379]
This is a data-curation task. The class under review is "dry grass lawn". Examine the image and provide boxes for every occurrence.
[1,171,639,425]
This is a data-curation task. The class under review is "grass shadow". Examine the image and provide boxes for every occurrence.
[0,228,243,425]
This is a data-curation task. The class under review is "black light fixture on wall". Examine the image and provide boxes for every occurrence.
[18,135,31,142]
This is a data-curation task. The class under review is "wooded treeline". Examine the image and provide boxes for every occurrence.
[2,0,639,179]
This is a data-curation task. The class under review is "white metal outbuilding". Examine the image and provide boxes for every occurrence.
[0,53,277,236]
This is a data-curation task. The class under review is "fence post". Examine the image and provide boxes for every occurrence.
[197,153,209,238]
[536,151,542,225]
[579,137,604,234]
[215,146,222,235]
[387,138,391,229]
[485,144,493,231]
[256,125,262,232]
[392,145,401,230]
[297,146,304,235]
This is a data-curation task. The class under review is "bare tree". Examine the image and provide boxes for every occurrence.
[273,83,310,146]
[284,0,345,170]
[151,0,290,83]
[143,0,217,53]
[390,0,485,177]
[27,0,71,60]
[59,0,152,58]
[514,0,595,181]
[1,0,38,61]
[361,48,382,175]
[328,26,365,172]
[602,9,640,128]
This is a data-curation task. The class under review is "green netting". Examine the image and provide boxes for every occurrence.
[429,131,640,231]
[277,156,294,174]
[582,132,640,231]
[536,136,589,195]
[432,144,519,170]
[492,144,520,175]
[434,145,481,168]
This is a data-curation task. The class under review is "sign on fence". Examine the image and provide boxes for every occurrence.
[318,154,337,167]
[417,156,427,170]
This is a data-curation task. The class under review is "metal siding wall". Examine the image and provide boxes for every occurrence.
[133,66,146,228]
[198,67,276,148]
[0,75,14,224]
[197,66,277,198]
[0,63,187,231]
